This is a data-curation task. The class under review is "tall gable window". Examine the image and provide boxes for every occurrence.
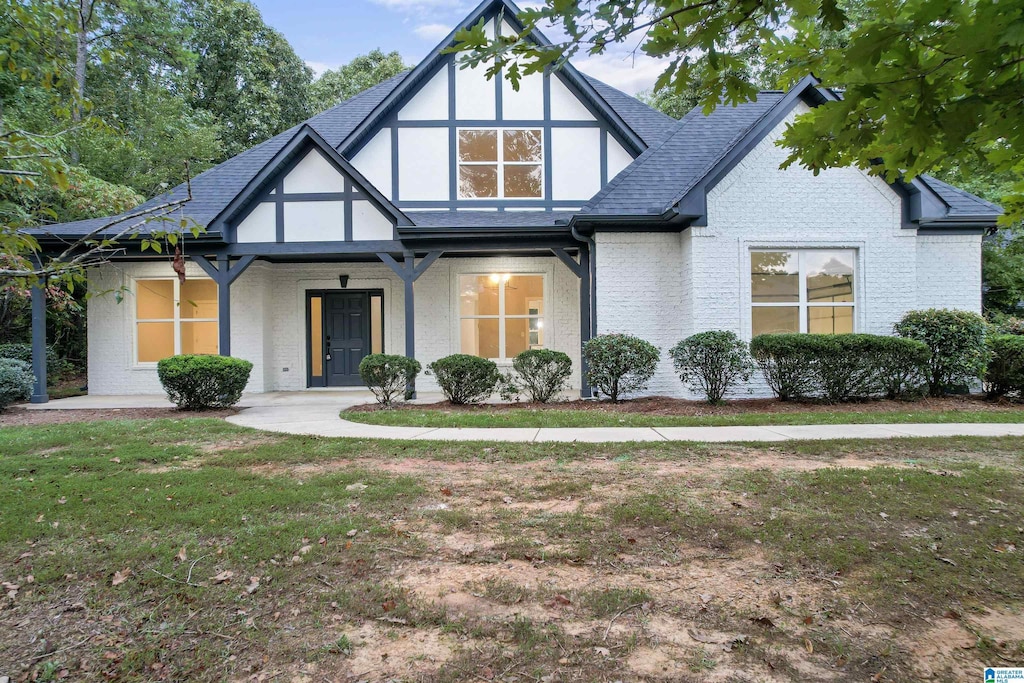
[135,278,219,363]
[458,129,543,199]
[751,249,855,336]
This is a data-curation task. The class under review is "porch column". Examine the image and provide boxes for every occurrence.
[552,245,594,399]
[30,280,48,404]
[192,254,257,357]
[377,250,444,398]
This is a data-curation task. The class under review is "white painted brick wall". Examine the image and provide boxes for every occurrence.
[594,103,982,399]
[87,255,581,395]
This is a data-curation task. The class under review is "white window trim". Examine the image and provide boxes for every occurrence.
[749,248,857,335]
[456,127,544,200]
[132,277,218,367]
[456,271,548,361]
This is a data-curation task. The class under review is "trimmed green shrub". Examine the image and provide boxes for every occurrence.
[427,354,500,404]
[894,309,988,396]
[873,337,931,399]
[0,343,70,386]
[0,358,34,411]
[157,354,253,409]
[984,335,1024,398]
[582,333,660,402]
[988,314,1024,336]
[509,349,572,403]
[669,331,752,404]
[750,334,818,401]
[359,354,421,408]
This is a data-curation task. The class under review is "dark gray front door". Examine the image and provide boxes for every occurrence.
[324,292,370,386]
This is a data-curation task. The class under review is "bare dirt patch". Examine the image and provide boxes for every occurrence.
[0,406,236,426]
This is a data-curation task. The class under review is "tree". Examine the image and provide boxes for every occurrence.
[453,0,1024,225]
[186,0,313,159]
[308,50,408,114]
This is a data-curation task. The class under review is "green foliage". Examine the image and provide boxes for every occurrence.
[309,49,407,113]
[751,333,929,402]
[0,343,72,386]
[669,331,752,404]
[454,0,1024,225]
[895,309,988,397]
[358,354,421,408]
[0,358,34,411]
[984,335,1024,399]
[507,349,573,403]
[989,314,1024,336]
[582,333,660,402]
[156,354,253,409]
[427,354,500,405]
[982,229,1024,317]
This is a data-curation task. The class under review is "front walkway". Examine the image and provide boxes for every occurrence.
[23,392,1024,442]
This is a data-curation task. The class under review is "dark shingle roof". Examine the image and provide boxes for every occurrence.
[582,75,677,146]
[919,175,1003,217]
[582,93,785,215]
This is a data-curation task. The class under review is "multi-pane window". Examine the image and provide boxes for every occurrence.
[750,249,855,336]
[135,278,218,363]
[458,129,543,199]
[459,274,545,359]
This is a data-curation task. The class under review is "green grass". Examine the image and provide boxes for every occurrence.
[342,406,1024,428]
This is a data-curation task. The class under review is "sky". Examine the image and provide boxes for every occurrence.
[249,0,667,95]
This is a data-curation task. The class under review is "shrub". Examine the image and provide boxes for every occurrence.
[984,335,1024,398]
[358,354,421,408]
[873,337,931,399]
[988,314,1024,336]
[894,309,988,396]
[0,358,34,411]
[582,333,660,401]
[0,343,70,386]
[509,349,572,403]
[669,331,752,404]
[157,354,253,409]
[750,334,818,401]
[427,354,500,404]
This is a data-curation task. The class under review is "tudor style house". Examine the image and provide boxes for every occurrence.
[26,0,1000,402]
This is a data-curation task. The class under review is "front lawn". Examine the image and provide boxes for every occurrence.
[1,417,1022,681]
[343,395,1024,428]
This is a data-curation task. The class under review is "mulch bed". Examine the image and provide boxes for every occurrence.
[0,407,237,427]
[347,394,1021,416]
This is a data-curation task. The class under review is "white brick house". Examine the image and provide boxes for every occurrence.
[28,0,999,401]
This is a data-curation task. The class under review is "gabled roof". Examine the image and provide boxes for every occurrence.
[918,175,1003,217]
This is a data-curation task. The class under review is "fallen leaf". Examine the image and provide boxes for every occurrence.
[937,557,957,566]
[318,536,327,548]
[210,570,234,584]
[871,667,886,682]
[246,577,260,595]
[110,457,121,464]
[346,529,358,538]
[552,594,571,606]
[2,581,19,599]
[440,487,453,496]
[35,514,44,523]
[804,638,814,654]
[688,629,725,644]
[593,646,610,657]
[879,512,889,520]
[480,666,494,680]
[298,545,313,555]
[750,616,776,629]
[111,568,131,586]
[345,482,367,492]
[175,547,187,563]
[381,599,396,612]
[57,497,67,505]
[804,615,814,625]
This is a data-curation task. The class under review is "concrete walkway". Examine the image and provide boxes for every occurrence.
[22,392,1024,442]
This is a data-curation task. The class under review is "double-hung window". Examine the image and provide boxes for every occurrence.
[457,128,543,199]
[459,274,545,359]
[750,249,855,335]
[135,278,219,363]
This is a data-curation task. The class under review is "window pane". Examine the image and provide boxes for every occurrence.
[504,275,544,316]
[752,307,799,336]
[504,165,542,198]
[808,306,854,334]
[806,250,855,302]
[751,251,798,303]
[460,318,499,359]
[137,280,174,320]
[181,321,219,355]
[310,296,323,378]
[503,129,542,162]
[370,294,383,354]
[506,318,542,356]
[180,279,218,319]
[459,130,497,162]
[458,165,498,198]
[459,275,500,316]
[138,322,174,362]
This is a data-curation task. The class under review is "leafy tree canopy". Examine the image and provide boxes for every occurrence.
[309,49,408,114]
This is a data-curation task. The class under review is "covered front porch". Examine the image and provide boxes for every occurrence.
[26,239,595,400]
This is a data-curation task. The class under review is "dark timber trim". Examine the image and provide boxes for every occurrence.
[551,244,593,398]
[30,280,48,404]
[192,254,258,356]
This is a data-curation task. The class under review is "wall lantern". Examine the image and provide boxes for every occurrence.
[339,274,350,288]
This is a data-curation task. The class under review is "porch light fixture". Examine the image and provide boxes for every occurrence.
[339,274,349,288]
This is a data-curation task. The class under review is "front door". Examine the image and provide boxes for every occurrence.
[324,292,370,386]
